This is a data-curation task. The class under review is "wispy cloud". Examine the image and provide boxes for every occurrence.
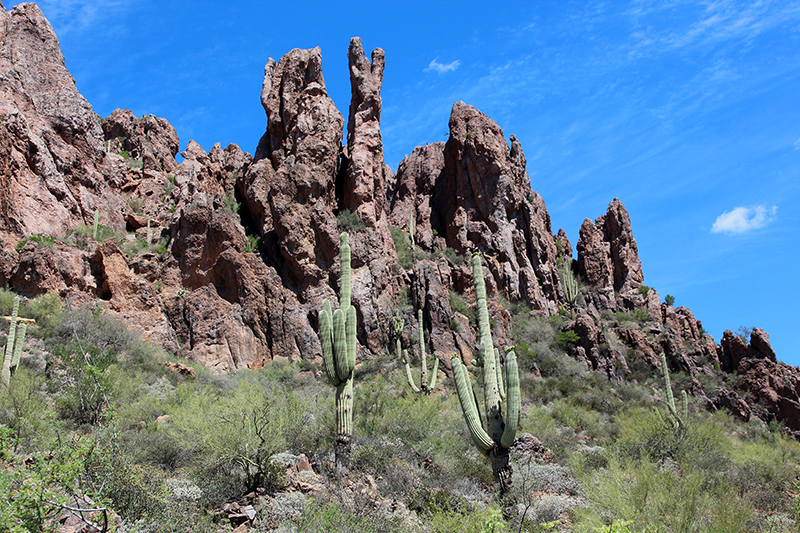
[794,137,800,150]
[711,205,777,234]
[424,58,460,74]
[33,0,131,36]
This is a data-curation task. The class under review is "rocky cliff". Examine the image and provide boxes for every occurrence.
[0,3,797,433]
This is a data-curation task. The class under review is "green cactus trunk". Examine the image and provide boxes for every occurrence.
[318,232,357,474]
[402,308,439,394]
[451,254,521,495]
[2,296,26,386]
[659,353,687,430]
[93,209,99,241]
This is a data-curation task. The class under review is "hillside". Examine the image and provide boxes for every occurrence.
[1,3,799,532]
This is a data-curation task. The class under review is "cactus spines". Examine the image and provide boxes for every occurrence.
[2,296,27,386]
[451,253,521,494]
[402,309,439,394]
[318,232,357,473]
[659,353,688,430]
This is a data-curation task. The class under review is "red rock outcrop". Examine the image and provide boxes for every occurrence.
[577,198,644,296]
[388,104,563,315]
[103,108,180,174]
[244,47,342,297]
[0,3,127,239]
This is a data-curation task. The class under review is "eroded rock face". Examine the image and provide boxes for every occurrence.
[577,198,644,295]
[103,109,180,173]
[0,3,126,239]
[246,47,342,296]
[388,103,562,315]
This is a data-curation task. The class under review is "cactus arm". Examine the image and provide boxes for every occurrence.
[409,209,415,251]
[472,254,495,351]
[93,209,99,240]
[10,322,27,372]
[500,347,520,448]
[332,308,348,383]
[403,349,421,393]
[452,356,493,454]
[339,233,351,310]
[320,299,340,387]
[429,356,439,390]
[2,296,20,386]
[681,390,688,420]
[417,309,429,391]
[345,304,357,377]
[495,347,505,401]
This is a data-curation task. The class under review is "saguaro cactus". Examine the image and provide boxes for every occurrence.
[318,232,357,473]
[560,260,578,307]
[2,296,27,386]
[452,253,521,494]
[657,353,688,430]
[401,309,439,394]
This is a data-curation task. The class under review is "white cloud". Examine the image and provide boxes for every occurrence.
[424,58,460,74]
[711,205,777,234]
[794,137,800,150]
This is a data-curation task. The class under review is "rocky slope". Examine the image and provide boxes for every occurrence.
[0,2,797,433]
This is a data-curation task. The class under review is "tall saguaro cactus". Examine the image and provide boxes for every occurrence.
[452,253,521,494]
[2,296,28,387]
[657,353,688,430]
[318,232,357,473]
[401,309,439,394]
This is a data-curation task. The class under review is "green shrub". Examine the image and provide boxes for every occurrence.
[14,233,54,252]
[390,225,412,269]
[336,209,365,232]
[223,192,240,216]
[637,285,650,297]
[553,330,580,352]
[665,294,675,306]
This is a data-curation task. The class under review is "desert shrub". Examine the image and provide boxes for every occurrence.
[449,290,474,324]
[336,209,365,232]
[0,366,54,452]
[637,285,650,297]
[287,496,410,533]
[573,456,753,533]
[553,330,580,352]
[222,191,240,215]
[390,225,412,269]
[428,503,509,533]
[0,431,102,533]
[166,370,313,502]
[14,233,54,252]
[49,341,117,426]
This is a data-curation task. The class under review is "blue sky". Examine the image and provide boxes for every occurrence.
[15,0,800,366]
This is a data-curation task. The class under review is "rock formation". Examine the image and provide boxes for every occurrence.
[1,2,799,435]
[0,3,127,242]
